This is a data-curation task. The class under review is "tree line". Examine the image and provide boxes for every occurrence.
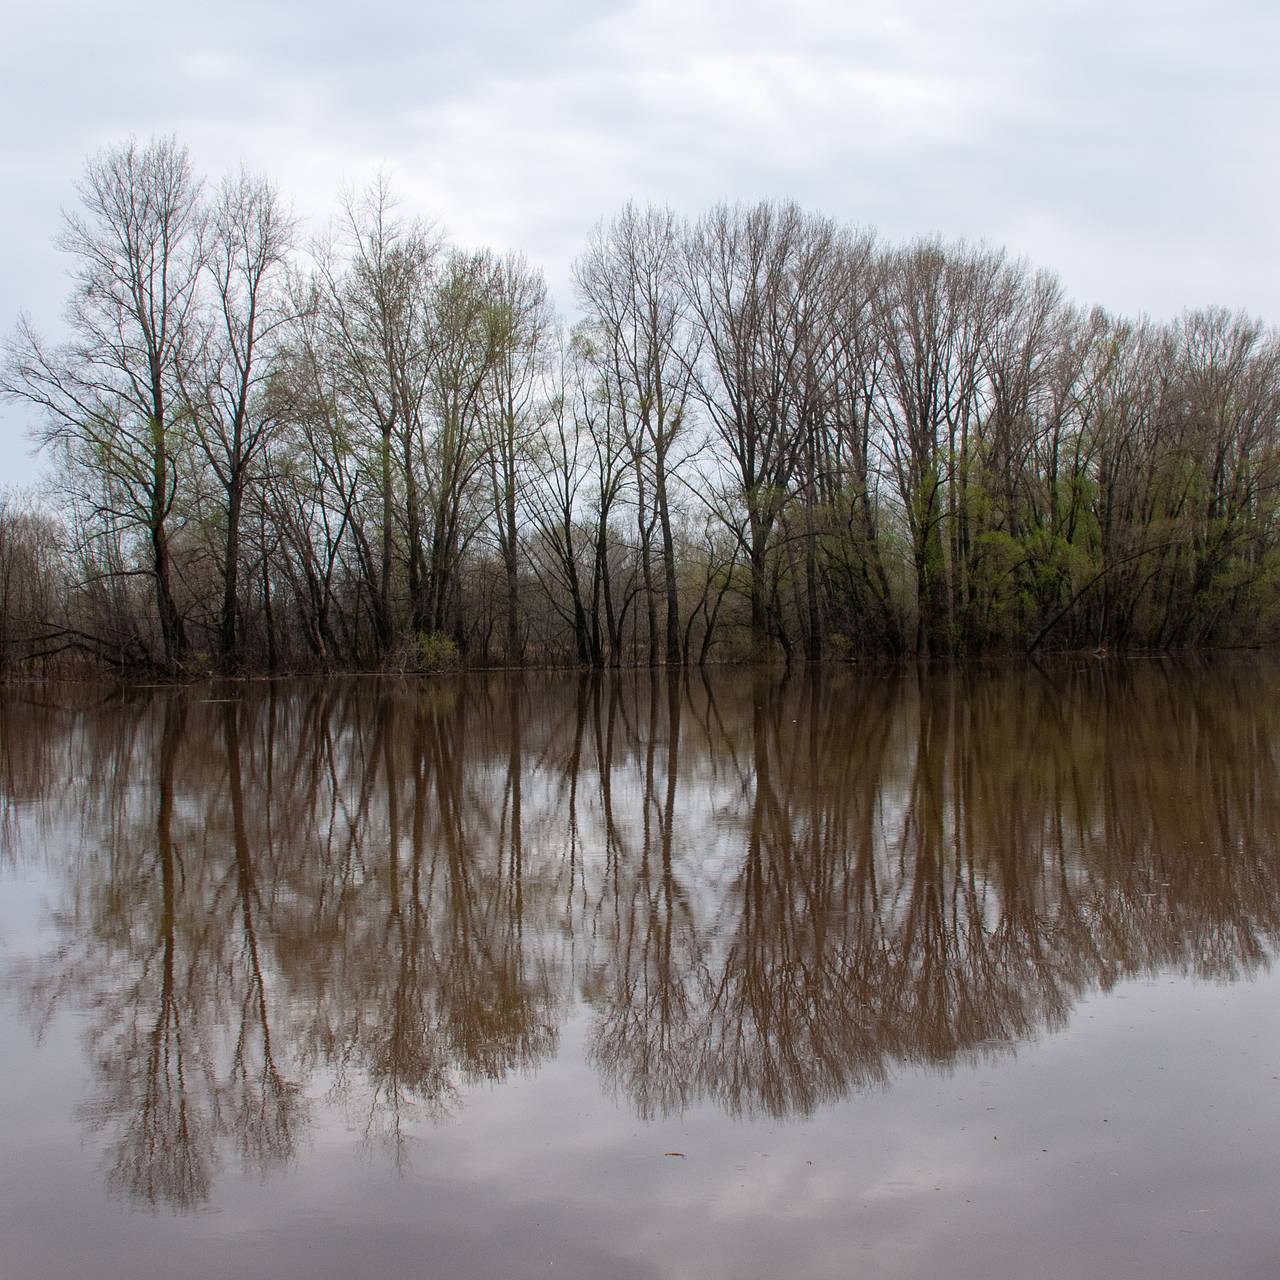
[4,136,1280,675]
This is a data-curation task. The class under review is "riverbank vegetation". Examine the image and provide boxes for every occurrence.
[4,137,1280,675]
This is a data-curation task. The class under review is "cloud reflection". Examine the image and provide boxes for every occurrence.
[5,656,1280,1208]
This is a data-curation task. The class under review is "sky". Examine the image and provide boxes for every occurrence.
[2,0,1277,486]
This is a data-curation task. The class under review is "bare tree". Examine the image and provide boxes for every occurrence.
[313,176,438,656]
[576,203,698,664]
[481,253,552,663]
[2,136,204,668]
[420,249,503,639]
[184,169,296,669]
[682,201,839,656]
[870,240,1009,654]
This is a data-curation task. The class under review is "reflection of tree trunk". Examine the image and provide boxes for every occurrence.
[663,671,682,854]
[382,695,401,922]
[155,696,186,1033]
[899,673,954,1055]
[155,696,180,1082]
[508,676,524,934]
[744,673,771,935]
[128,693,206,1207]
[660,672,682,1031]
[226,701,270,1052]
[592,675,623,879]
[224,699,296,1168]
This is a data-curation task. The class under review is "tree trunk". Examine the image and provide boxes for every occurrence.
[656,456,681,666]
[220,476,243,670]
[377,429,394,655]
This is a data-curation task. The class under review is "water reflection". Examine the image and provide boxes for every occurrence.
[4,657,1280,1209]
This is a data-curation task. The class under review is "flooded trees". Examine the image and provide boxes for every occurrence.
[7,139,1280,672]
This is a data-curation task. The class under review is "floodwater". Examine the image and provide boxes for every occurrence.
[2,658,1280,1279]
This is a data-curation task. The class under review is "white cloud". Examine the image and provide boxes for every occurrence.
[3,0,1277,483]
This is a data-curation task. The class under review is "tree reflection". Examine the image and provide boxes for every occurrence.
[7,656,1280,1206]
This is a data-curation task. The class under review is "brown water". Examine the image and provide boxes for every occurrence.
[2,658,1280,1279]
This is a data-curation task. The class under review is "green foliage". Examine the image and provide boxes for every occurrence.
[386,631,462,674]
[412,632,458,675]
[183,650,214,678]
[826,631,854,661]
[413,631,462,673]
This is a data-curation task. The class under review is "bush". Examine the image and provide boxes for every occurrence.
[387,630,462,674]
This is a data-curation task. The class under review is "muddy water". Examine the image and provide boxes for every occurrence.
[2,657,1280,1278]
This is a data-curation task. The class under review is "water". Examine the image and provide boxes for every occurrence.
[2,657,1280,1278]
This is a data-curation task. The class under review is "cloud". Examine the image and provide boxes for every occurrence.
[3,0,1277,483]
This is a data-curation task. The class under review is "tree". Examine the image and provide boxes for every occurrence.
[526,335,596,664]
[185,169,296,669]
[481,253,552,664]
[870,240,1009,654]
[313,175,438,657]
[682,201,839,656]
[2,136,204,668]
[420,249,503,639]
[575,203,697,665]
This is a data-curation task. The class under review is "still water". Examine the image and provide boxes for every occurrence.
[2,658,1280,1278]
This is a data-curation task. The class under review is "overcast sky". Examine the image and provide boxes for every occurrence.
[2,0,1276,485]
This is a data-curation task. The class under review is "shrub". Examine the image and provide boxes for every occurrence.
[387,630,462,674]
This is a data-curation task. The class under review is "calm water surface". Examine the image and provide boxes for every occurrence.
[3,659,1280,1279]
